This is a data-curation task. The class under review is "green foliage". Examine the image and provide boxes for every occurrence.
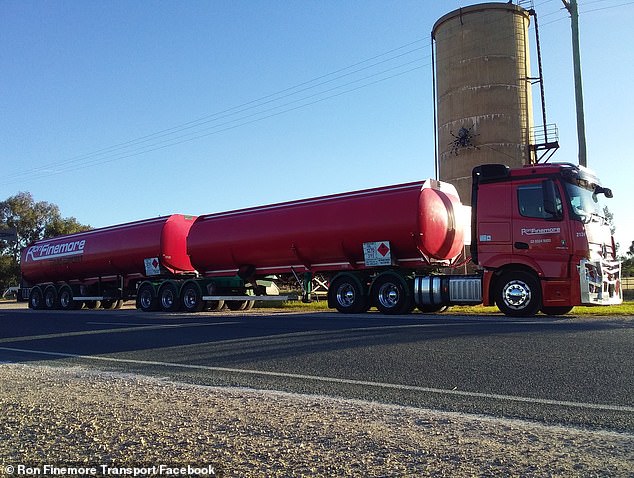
[0,192,91,289]
[603,206,616,236]
[0,255,20,292]
[622,240,634,277]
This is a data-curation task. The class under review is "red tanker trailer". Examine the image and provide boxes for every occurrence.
[187,180,464,276]
[22,215,196,310]
[21,163,622,316]
[174,179,466,314]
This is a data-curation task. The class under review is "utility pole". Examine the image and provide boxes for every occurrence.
[561,0,587,167]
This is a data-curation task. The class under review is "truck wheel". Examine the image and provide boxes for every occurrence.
[371,272,414,315]
[159,283,181,312]
[205,300,225,311]
[495,271,541,317]
[227,300,248,311]
[418,304,449,313]
[85,300,102,309]
[328,274,367,314]
[181,283,204,312]
[29,286,44,310]
[58,286,75,311]
[44,285,58,310]
[136,283,158,312]
[101,300,116,310]
[540,306,573,316]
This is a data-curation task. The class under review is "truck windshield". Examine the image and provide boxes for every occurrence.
[564,180,608,224]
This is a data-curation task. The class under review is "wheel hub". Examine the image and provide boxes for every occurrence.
[378,283,400,309]
[140,291,153,309]
[503,280,530,309]
[337,284,355,307]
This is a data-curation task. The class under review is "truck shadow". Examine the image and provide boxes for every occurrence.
[0,308,629,368]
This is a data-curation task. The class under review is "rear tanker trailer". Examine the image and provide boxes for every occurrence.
[21,163,622,316]
[21,215,197,310]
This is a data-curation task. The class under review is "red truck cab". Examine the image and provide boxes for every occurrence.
[472,163,622,316]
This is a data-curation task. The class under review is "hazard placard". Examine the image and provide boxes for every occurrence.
[144,257,161,276]
[363,241,392,267]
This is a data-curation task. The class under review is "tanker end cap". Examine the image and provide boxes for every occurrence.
[418,188,465,261]
[423,178,461,202]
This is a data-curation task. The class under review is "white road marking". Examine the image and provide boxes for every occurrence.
[1,345,632,414]
[0,322,239,344]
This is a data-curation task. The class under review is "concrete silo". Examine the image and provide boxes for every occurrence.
[432,2,534,204]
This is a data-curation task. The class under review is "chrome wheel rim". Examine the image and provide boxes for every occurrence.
[336,284,356,307]
[503,280,531,310]
[378,283,400,309]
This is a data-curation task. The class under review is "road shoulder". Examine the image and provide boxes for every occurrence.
[0,363,632,477]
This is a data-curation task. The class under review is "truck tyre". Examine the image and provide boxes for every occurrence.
[227,300,248,311]
[181,282,204,313]
[85,300,102,309]
[101,300,116,310]
[136,283,158,312]
[495,271,541,317]
[58,286,75,311]
[44,285,58,310]
[540,306,574,316]
[29,286,44,310]
[205,300,225,311]
[159,283,181,312]
[418,304,449,313]
[328,274,368,314]
[371,272,414,315]
[101,299,123,310]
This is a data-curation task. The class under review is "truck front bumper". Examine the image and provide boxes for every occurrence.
[579,258,622,305]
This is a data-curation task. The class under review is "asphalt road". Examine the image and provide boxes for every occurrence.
[1,304,633,432]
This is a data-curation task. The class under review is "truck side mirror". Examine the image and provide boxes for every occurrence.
[594,185,613,198]
[542,180,563,219]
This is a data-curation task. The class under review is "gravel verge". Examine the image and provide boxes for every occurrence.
[0,363,632,477]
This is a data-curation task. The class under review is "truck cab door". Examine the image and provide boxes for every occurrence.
[512,179,571,279]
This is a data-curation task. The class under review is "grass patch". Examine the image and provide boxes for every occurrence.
[266,299,634,316]
[566,302,634,316]
[447,303,634,316]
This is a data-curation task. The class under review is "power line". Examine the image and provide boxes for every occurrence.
[3,2,629,187]
[1,38,431,185]
[0,55,430,186]
[40,65,430,177]
[581,1,634,13]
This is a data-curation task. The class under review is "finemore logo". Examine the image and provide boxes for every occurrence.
[25,239,86,262]
[521,227,561,236]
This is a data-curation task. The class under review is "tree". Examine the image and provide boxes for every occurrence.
[622,240,634,277]
[603,206,615,236]
[0,192,91,290]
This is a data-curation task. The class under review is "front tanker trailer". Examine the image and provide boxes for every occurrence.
[179,178,469,314]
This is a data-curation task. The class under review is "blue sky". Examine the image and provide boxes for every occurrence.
[1,0,633,249]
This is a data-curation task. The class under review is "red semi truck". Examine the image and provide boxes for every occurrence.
[20,162,621,316]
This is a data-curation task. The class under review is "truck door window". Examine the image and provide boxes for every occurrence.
[517,184,562,220]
